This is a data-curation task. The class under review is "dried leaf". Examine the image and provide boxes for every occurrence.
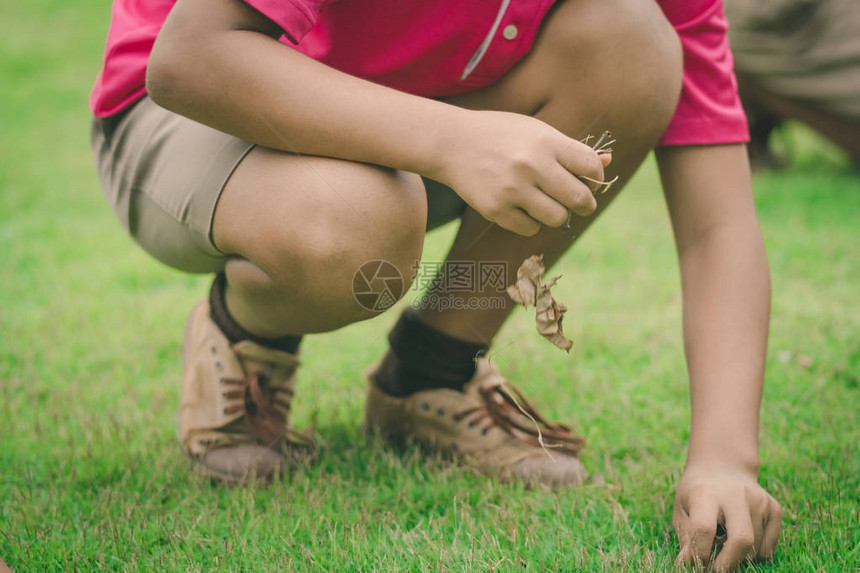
[507,255,573,353]
[506,255,543,306]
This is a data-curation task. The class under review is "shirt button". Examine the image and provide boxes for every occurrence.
[502,24,518,40]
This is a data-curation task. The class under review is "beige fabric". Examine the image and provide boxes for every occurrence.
[90,97,467,275]
[726,0,860,120]
[179,300,313,482]
[365,358,588,486]
[90,97,255,273]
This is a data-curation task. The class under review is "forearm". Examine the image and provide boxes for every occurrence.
[677,221,769,473]
[147,0,463,179]
[657,144,770,475]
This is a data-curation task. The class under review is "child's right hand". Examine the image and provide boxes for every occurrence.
[435,110,610,236]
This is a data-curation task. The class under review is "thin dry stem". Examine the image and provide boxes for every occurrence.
[565,130,619,229]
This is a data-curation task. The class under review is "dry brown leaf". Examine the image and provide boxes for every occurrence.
[506,254,542,306]
[507,254,573,353]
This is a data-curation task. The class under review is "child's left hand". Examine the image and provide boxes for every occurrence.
[672,464,782,572]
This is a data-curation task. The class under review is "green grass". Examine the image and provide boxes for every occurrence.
[1,1,859,571]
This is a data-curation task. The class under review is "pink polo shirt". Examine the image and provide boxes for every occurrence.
[90,0,748,146]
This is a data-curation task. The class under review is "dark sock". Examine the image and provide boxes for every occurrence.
[374,308,490,397]
[208,273,302,354]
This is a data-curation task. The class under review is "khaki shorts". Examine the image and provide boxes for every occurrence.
[91,97,466,274]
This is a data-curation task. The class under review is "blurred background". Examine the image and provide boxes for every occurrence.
[0,0,857,571]
[726,0,860,169]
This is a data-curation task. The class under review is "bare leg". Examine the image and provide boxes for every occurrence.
[207,0,683,344]
[419,0,685,342]
[211,149,427,336]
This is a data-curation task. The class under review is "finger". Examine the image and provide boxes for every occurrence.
[673,500,692,555]
[713,503,756,572]
[537,162,597,217]
[683,497,720,568]
[517,186,572,228]
[599,153,613,168]
[557,140,605,185]
[759,501,783,560]
[674,531,694,567]
[493,206,542,236]
[674,531,695,570]
[744,487,767,557]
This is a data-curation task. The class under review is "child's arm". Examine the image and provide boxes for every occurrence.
[146,0,605,237]
[656,144,782,571]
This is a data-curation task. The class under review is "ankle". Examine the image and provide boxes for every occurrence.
[209,273,302,354]
[373,308,489,397]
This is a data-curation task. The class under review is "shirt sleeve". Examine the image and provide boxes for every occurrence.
[658,0,749,146]
[242,0,328,43]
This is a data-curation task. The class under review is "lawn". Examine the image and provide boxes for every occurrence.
[1,1,858,571]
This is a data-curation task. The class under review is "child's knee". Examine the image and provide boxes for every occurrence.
[263,167,426,320]
[544,0,683,139]
[223,166,427,332]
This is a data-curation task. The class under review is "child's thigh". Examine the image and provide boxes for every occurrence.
[211,145,428,283]
[444,0,682,141]
[92,97,431,278]
[92,97,254,273]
